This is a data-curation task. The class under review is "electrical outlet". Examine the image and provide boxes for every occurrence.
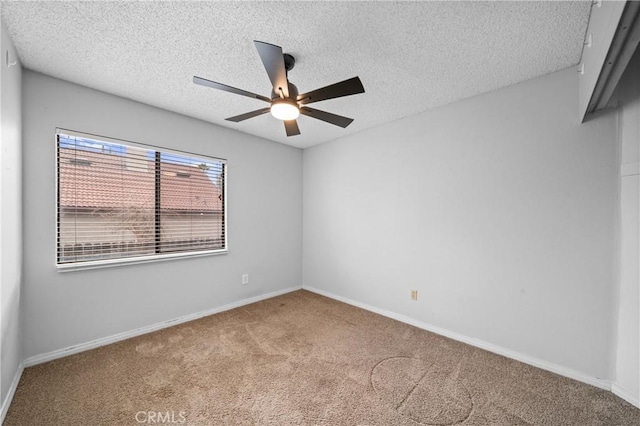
[242,274,249,285]
[410,290,418,301]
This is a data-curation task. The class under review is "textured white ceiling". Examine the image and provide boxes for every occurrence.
[1,1,591,149]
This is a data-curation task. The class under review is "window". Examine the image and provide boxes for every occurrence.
[56,130,227,268]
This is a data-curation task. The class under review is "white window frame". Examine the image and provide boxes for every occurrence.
[55,128,228,271]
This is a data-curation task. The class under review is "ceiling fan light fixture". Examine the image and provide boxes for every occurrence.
[270,99,300,120]
[194,40,365,136]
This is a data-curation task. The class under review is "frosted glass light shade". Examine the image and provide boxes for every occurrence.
[271,100,300,120]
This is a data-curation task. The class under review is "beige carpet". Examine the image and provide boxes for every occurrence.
[5,290,639,425]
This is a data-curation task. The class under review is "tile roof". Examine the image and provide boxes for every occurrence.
[58,148,222,212]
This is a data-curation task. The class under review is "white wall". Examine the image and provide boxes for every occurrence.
[22,71,302,359]
[613,46,640,406]
[303,67,618,380]
[0,20,22,406]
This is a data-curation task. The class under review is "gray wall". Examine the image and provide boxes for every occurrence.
[614,47,640,404]
[0,21,22,405]
[303,67,618,380]
[22,71,302,358]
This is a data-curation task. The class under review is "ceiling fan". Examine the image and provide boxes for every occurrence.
[193,40,365,137]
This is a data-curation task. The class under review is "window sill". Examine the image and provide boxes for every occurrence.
[56,248,228,272]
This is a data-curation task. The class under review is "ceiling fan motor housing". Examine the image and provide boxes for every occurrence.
[283,53,295,72]
[272,82,299,101]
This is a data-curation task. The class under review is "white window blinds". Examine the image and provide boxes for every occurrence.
[57,131,226,266]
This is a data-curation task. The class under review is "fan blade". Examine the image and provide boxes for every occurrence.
[226,107,271,122]
[284,120,300,136]
[193,76,271,103]
[297,77,365,105]
[299,107,354,128]
[254,41,289,98]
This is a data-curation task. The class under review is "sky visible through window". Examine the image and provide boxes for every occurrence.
[58,134,223,185]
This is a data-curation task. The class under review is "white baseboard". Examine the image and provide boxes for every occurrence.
[303,285,611,391]
[24,285,302,367]
[612,383,640,408]
[0,361,24,424]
